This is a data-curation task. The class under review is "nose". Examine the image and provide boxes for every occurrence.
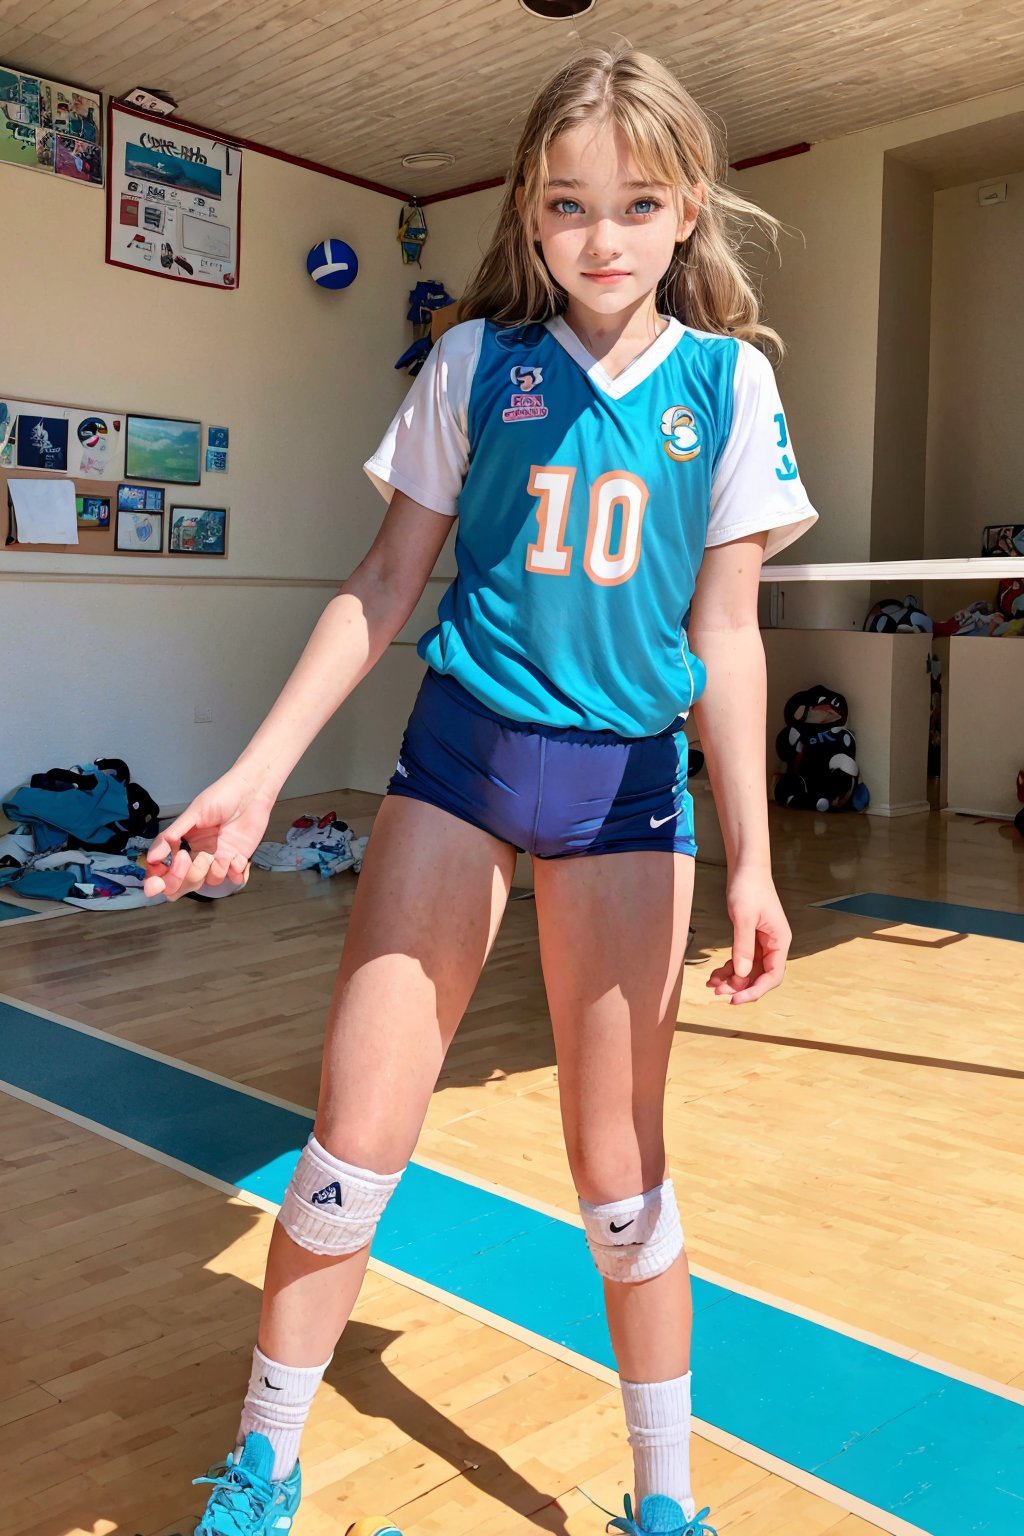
[587,217,622,261]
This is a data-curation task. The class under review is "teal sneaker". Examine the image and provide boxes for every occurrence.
[192,1431,301,1535]
[606,1493,717,1536]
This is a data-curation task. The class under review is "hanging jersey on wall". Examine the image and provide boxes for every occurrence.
[365,316,818,736]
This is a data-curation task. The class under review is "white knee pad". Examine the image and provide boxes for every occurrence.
[278,1134,403,1257]
[579,1178,684,1283]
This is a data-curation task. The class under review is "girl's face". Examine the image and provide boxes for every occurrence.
[527,117,700,318]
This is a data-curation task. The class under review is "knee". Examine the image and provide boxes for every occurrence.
[565,1128,667,1209]
[278,1132,404,1257]
[578,1177,684,1284]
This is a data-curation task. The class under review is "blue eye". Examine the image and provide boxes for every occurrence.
[630,198,662,216]
[550,198,583,217]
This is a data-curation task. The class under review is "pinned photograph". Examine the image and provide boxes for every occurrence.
[56,133,102,184]
[206,447,227,472]
[76,494,111,528]
[125,414,201,484]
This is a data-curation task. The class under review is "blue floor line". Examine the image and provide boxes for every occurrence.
[1,999,1022,1535]
[821,892,1024,944]
[0,899,34,923]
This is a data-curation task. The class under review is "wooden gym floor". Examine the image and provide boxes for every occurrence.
[1,792,1022,1536]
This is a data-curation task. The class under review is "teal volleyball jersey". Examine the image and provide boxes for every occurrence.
[365,315,817,735]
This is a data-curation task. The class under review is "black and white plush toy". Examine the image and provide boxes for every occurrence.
[774,685,869,813]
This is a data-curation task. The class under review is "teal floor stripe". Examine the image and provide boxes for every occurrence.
[0,899,35,923]
[1,999,1022,1534]
[821,892,1024,943]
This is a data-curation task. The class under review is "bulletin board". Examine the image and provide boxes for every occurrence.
[2,392,229,558]
[2,392,125,554]
[106,101,242,288]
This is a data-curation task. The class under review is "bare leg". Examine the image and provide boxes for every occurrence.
[257,796,517,1367]
[535,849,695,1380]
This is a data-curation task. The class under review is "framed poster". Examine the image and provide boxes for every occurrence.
[106,101,241,288]
[125,414,201,484]
[169,504,228,556]
[0,65,103,184]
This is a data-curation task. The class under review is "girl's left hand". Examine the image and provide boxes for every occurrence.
[706,868,792,1005]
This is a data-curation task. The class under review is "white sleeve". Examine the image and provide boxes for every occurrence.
[707,340,819,561]
[363,318,483,517]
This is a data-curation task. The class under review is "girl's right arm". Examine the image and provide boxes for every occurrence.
[144,491,454,900]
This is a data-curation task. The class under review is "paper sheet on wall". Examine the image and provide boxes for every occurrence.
[8,478,79,543]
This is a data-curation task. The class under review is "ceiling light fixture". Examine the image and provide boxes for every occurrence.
[401,151,456,170]
[518,0,596,17]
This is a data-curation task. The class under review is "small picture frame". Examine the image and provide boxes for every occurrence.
[125,412,201,484]
[118,482,164,512]
[76,493,111,529]
[115,506,164,553]
[169,504,228,557]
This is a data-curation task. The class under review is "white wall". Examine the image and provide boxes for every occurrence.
[926,168,1024,559]
[1,148,431,810]
[870,155,934,564]
[945,638,1024,816]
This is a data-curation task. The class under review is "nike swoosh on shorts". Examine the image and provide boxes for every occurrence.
[649,810,682,829]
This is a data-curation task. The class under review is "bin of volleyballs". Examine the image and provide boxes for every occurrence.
[307,237,359,289]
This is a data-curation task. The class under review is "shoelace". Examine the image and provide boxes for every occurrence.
[578,1487,718,1536]
[191,1460,276,1536]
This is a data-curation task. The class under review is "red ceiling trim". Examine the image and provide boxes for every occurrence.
[730,141,812,171]
[420,175,508,205]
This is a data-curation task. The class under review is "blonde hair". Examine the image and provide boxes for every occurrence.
[458,45,785,358]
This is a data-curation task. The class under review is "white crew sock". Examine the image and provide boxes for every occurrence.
[236,1344,333,1483]
[620,1371,695,1522]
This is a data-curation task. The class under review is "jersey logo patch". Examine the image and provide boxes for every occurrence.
[503,364,548,422]
[510,364,543,391]
[660,405,701,462]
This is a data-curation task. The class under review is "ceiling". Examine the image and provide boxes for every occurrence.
[2,0,1023,198]
[890,110,1024,188]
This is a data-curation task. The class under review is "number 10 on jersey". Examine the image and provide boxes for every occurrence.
[525,465,648,587]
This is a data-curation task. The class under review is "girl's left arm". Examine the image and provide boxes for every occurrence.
[687,531,792,1005]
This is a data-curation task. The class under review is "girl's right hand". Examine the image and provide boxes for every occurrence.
[143,768,275,901]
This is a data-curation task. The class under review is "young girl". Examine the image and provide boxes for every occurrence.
[146,45,817,1536]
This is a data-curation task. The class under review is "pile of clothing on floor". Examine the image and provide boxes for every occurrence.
[254,811,369,878]
[0,757,171,911]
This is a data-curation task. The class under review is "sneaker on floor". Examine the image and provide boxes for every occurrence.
[607,1494,717,1536]
[192,1431,301,1535]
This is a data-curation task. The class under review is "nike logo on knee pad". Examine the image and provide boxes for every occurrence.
[609,1218,635,1234]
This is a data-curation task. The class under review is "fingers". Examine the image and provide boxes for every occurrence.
[706,938,789,1005]
[731,920,756,981]
[144,845,251,901]
[727,946,786,1005]
[146,810,196,867]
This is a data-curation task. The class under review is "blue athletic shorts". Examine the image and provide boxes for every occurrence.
[386,669,697,860]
